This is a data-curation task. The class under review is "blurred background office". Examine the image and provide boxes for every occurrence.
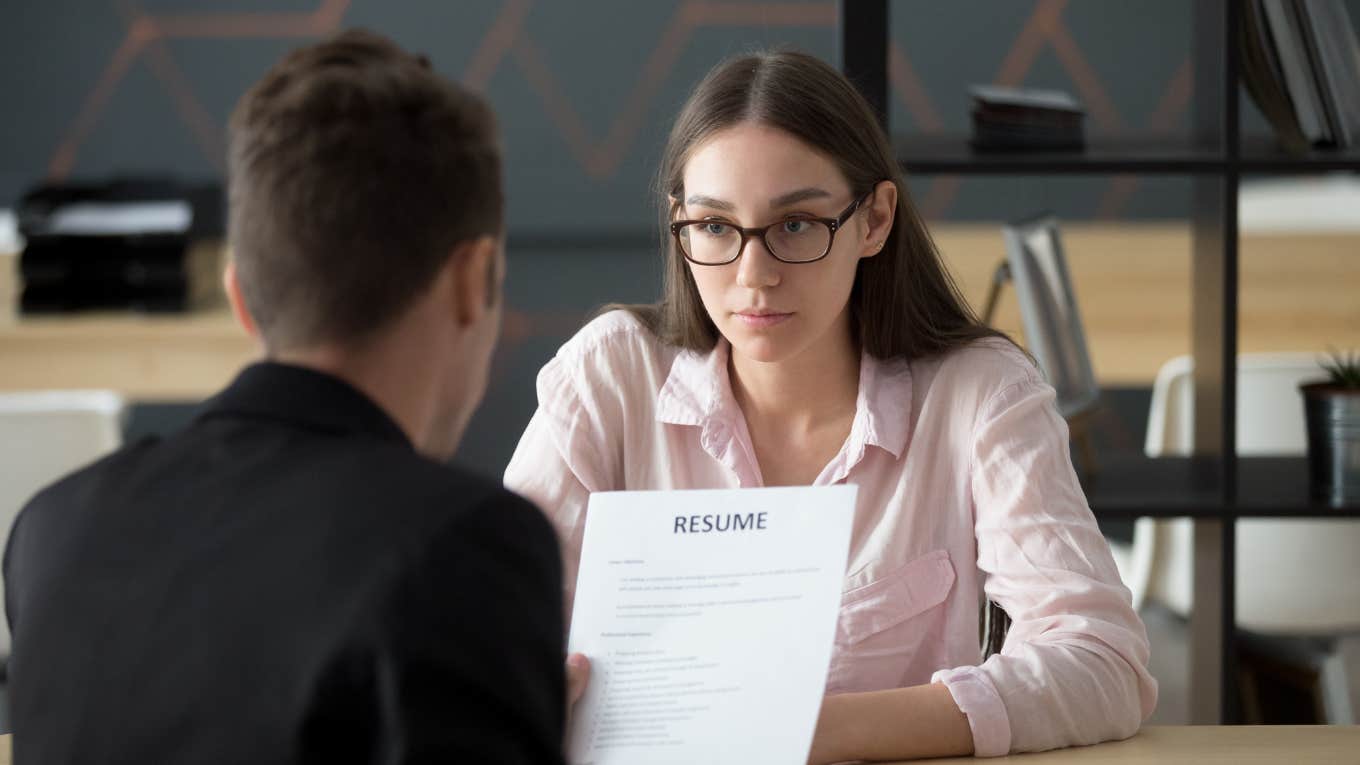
[2,0,1358,735]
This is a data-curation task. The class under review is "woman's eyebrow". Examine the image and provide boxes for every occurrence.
[684,194,735,211]
[770,187,832,207]
[686,188,834,211]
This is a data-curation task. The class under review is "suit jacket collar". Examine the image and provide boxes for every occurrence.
[197,362,413,449]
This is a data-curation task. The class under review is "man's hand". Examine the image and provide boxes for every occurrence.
[565,653,591,724]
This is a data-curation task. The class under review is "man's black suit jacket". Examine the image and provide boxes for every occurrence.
[4,362,566,764]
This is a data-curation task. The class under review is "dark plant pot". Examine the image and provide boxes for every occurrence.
[1300,382,1360,506]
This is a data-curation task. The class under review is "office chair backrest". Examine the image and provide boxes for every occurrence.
[1147,353,1315,457]
[0,390,126,656]
[981,601,1010,659]
[1143,354,1360,633]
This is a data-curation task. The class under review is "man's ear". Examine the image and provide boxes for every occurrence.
[450,235,500,327]
[223,260,261,340]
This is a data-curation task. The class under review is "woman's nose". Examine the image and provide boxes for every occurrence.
[734,234,781,289]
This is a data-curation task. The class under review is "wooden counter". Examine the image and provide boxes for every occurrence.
[1,224,1356,399]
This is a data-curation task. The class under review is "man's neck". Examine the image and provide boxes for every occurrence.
[271,329,449,458]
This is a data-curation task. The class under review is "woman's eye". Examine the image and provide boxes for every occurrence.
[701,222,731,236]
[782,220,810,234]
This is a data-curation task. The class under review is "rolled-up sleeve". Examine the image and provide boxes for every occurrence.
[932,378,1158,756]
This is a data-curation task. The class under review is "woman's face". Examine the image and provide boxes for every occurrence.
[679,122,893,365]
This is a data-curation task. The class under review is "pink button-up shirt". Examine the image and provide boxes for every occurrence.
[504,310,1157,757]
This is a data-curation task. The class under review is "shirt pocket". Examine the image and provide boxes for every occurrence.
[839,548,956,643]
[827,549,956,691]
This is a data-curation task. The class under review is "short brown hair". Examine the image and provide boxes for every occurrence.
[228,29,502,350]
[617,50,1006,361]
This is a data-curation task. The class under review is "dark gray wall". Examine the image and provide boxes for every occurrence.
[13,0,1350,222]
[6,1,1357,476]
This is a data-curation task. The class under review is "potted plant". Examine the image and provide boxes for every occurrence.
[1301,349,1360,505]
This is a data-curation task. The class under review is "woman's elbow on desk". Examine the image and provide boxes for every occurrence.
[985,633,1158,754]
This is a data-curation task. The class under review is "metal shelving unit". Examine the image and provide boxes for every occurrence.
[837,0,1360,725]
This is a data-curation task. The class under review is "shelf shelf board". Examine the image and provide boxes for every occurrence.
[896,135,1226,175]
[1237,136,1360,172]
[1232,456,1360,516]
[897,134,1360,175]
[1082,455,1360,519]
[1083,455,1229,518]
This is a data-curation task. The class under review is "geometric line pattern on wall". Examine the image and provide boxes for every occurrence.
[462,0,840,179]
[52,0,1194,222]
[50,0,352,178]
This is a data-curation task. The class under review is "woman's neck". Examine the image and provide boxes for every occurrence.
[728,312,861,436]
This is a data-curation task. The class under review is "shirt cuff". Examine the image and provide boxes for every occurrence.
[931,666,1011,757]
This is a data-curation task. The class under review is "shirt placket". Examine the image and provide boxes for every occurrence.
[699,407,763,487]
[816,409,871,486]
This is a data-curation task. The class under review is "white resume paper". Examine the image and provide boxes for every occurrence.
[566,485,857,765]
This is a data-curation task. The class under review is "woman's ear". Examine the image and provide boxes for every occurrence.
[861,179,898,258]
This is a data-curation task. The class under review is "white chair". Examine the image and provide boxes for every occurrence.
[1131,353,1360,724]
[0,390,126,658]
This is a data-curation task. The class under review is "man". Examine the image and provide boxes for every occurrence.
[5,30,565,763]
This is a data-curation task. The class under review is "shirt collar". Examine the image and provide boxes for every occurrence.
[195,361,413,449]
[655,340,734,427]
[655,339,913,461]
[852,349,913,461]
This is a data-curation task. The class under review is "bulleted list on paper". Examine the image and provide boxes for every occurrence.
[566,486,856,765]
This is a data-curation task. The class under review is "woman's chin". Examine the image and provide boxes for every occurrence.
[725,332,797,365]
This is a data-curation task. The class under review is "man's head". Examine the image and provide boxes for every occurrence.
[225,30,505,457]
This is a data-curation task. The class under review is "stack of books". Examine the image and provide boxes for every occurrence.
[969,85,1086,152]
[16,179,223,314]
[1243,0,1360,152]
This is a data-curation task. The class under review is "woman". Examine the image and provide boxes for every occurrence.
[505,50,1156,761]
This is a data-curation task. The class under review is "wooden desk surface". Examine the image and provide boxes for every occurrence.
[0,726,1351,763]
[917,726,1360,764]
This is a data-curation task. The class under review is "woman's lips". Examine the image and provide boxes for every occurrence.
[735,311,793,328]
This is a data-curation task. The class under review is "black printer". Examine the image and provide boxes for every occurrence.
[15,178,223,314]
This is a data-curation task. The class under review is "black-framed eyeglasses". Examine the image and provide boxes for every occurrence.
[669,190,873,266]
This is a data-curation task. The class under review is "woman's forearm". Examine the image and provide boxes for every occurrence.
[808,682,974,764]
